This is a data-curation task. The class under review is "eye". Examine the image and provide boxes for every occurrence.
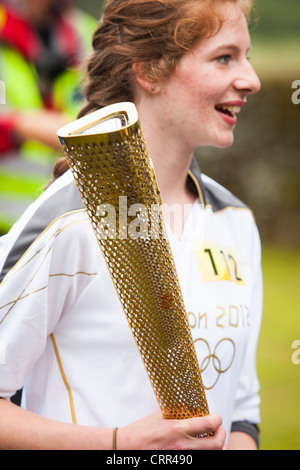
[216,55,231,65]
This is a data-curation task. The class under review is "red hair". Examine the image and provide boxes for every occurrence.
[52,0,254,182]
[78,0,254,117]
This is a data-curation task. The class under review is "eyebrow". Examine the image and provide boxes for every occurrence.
[212,44,252,54]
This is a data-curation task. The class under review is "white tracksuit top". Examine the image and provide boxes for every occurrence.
[0,161,263,442]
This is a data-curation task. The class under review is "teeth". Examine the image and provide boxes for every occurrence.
[217,105,241,115]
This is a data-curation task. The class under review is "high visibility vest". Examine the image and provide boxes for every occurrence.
[0,10,97,234]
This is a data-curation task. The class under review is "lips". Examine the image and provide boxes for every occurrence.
[215,105,242,117]
[215,101,246,125]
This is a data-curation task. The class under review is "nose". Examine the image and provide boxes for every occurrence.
[233,61,261,96]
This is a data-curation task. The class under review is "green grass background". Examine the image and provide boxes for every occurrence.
[258,247,300,450]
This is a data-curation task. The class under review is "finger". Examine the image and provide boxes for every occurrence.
[183,413,223,437]
[191,425,226,451]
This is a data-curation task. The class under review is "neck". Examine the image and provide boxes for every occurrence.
[136,101,196,207]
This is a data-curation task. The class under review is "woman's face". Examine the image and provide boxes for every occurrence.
[156,5,261,152]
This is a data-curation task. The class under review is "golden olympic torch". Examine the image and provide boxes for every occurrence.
[57,102,209,420]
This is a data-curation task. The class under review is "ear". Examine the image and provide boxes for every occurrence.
[132,63,160,94]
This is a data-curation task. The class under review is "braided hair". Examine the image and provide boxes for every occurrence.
[51,0,254,181]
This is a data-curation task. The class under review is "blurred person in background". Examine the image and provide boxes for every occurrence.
[0,0,97,233]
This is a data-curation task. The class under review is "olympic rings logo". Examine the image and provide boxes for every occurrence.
[194,338,236,390]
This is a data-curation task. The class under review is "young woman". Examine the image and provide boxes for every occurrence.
[0,0,262,450]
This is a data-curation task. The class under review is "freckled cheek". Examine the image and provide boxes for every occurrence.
[161,74,218,125]
[179,75,219,111]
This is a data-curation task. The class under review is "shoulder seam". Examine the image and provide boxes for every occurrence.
[0,209,86,285]
[0,178,83,283]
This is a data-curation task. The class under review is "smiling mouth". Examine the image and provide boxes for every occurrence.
[215,105,242,118]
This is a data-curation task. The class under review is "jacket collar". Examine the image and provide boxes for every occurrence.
[188,156,207,207]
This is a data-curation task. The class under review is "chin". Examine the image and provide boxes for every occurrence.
[194,131,235,150]
[214,133,235,148]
